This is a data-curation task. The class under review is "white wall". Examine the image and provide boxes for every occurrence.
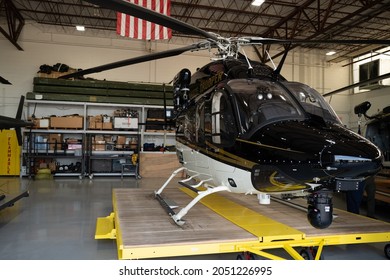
[3,20,387,133]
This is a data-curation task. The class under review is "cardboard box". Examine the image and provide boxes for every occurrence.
[95,122,103,129]
[50,116,83,129]
[49,133,63,150]
[94,115,103,123]
[88,116,96,129]
[94,135,104,142]
[113,117,138,129]
[93,140,106,151]
[32,118,50,128]
[139,152,182,177]
[88,121,96,129]
[117,136,126,145]
[66,138,80,143]
[103,122,113,130]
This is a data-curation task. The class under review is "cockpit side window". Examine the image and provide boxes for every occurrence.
[211,91,237,146]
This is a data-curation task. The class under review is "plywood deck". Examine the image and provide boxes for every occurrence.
[114,187,256,248]
[109,178,390,259]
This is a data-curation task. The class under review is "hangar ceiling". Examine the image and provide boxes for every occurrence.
[1,0,390,63]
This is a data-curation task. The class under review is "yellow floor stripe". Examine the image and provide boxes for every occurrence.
[180,188,305,242]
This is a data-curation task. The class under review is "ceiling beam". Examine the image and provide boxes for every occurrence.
[0,0,24,50]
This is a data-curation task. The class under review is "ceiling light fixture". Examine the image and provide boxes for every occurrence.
[252,0,265,7]
[76,25,85,31]
[326,51,336,56]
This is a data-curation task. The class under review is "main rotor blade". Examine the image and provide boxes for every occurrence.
[248,38,390,46]
[0,75,12,84]
[85,0,218,41]
[323,72,390,97]
[59,43,203,79]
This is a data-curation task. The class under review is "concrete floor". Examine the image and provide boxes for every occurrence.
[0,176,389,260]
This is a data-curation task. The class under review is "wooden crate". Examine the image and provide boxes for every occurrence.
[139,152,182,178]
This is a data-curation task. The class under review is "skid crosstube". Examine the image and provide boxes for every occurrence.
[154,167,229,226]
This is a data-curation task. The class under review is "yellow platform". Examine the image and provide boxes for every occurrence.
[95,212,116,240]
[95,178,390,260]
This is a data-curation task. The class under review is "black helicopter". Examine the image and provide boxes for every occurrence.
[355,101,390,170]
[60,0,388,229]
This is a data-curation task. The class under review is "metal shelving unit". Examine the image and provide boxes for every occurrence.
[22,99,175,178]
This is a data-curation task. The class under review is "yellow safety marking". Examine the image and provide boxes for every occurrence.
[180,188,305,242]
[95,212,116,239]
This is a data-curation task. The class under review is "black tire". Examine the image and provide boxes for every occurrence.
[385,244,390,259]
[300,248,314,260]
[300,247,324,260]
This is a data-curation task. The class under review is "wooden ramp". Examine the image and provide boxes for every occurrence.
[95,178,390,260]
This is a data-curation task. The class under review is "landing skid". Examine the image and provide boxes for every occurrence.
[154,167,230,226]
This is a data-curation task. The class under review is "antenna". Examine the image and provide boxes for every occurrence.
[272,43,291,80]
[266,50,276,70]
[241,48,254,77]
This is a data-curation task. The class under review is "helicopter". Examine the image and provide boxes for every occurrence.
[355,101,390,172]
[59,0,388,229]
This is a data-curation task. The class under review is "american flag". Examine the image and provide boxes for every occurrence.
[116,0,172,40]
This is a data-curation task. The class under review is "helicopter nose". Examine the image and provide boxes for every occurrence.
[249,120,383,188]
[319,138,383,179]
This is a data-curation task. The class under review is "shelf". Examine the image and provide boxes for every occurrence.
[22,99,174,178]
[53,173,83,177]
[27,129,84,134]
[89,173,136,177]
[140,151,177,155]
[86,130,139,135]
[25,149,80,155]
[28,154,83,159]
[91,151,134,156]
[143,131,175,136]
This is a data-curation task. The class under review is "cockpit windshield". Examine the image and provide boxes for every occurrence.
[282,81,341,124]
[227,79,304,132]
[227,79,341,134]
